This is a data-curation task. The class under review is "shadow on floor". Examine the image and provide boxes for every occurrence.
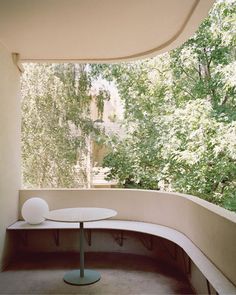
[0,252,195,294]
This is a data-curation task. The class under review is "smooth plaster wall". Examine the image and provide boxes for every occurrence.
[0,42,21,270]
[19,189,236,286]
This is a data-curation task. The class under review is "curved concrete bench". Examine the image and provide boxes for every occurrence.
[8,219,236,294]
[17,188,236,293]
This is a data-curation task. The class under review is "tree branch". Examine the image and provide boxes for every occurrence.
[178,63,198,83]
[173,82,197,100]
[221,95,229,105]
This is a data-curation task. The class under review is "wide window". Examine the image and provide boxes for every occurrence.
[21,0,236,211]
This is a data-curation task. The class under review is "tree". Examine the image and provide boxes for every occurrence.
[21,0,236,211]
[21,63,109,188]
[100,0,236,211]
[170,0,236,112]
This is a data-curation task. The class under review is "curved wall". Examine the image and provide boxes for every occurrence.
[19,189,236,285]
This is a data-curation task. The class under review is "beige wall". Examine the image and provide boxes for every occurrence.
[0,42,21,270]
[19,189,236,286]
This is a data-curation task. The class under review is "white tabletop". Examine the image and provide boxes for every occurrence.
[45,207,117,223]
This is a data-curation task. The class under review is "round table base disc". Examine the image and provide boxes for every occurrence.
[64,269,101,285]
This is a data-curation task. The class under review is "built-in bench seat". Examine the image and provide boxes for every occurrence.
[8,219,236,295]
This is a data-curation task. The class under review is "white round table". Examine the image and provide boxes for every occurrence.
[45,207,117,285]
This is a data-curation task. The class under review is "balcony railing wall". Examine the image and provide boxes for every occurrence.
[19,188,236,286]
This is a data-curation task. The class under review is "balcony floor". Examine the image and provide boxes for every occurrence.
[0,252,194,294]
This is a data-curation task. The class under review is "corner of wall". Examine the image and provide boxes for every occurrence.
[0,41,21,270]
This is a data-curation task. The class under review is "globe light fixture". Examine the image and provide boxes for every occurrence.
[22,197,49,224]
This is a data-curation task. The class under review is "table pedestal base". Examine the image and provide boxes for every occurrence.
[64,269,101,285]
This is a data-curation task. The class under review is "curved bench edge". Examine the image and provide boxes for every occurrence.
[8,219,236,294]
[86,219,236,294]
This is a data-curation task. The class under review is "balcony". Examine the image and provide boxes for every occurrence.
[0,0,235,294]
[0,188,235,294]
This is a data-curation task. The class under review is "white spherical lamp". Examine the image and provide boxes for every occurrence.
[22,197,49,225]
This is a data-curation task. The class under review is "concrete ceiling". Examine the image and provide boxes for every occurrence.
[0,0,214,62]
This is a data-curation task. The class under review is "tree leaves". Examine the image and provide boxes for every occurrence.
[101,0,236,211]
[21,63,108,188]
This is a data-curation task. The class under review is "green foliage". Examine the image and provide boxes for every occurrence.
[21,63,108,188]
[21,0,236,211]
[101,0,236,211]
